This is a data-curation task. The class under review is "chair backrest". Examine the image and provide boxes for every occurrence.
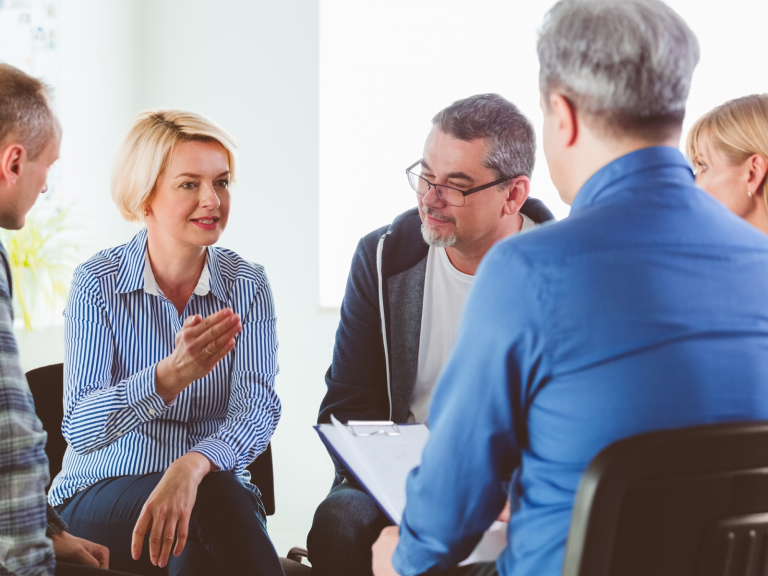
[25,363,66,489]
[25,362,276,515]
[562,421,768,576]
[248,443,275,516]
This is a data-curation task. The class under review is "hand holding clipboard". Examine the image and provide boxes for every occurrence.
[314,416,508,565]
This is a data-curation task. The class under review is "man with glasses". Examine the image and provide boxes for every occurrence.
[308,93,554,576]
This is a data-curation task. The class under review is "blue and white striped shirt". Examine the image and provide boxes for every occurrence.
[48,229,281,506]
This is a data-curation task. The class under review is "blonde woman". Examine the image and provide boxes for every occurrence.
[48,110,283,576]
[687,94,768,234]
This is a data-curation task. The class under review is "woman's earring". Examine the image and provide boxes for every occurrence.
[144,208,149,216]
[749,189,755,199]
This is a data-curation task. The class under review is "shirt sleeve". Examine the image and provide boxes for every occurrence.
[392,243,549,574]
[191,273,281,472]
[45,503,68,537]
[61,267,170,456]
[0,249,55,575]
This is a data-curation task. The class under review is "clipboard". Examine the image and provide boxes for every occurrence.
[314,416,509,565]
[315,415,429,524]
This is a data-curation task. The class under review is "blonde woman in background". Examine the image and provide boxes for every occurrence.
[687,94,768,233]
[48,110,283,576]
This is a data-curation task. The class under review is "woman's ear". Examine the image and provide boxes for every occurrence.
[748,154,768,197]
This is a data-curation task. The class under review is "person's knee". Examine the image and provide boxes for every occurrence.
[311,484,387,544]
[193,471,263,524]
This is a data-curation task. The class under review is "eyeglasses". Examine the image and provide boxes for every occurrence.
[405,160,515,207]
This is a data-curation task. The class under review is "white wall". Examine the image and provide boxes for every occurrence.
[18,0,337,557]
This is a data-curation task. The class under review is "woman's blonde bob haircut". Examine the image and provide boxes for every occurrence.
[111,109,238,223]
[686,94,768,210]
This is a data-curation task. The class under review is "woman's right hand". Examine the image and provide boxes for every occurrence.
[155,307,242,403]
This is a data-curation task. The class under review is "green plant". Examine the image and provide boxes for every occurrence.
[0,202,81,330]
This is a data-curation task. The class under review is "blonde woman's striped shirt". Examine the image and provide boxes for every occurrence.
[48,229,281,506]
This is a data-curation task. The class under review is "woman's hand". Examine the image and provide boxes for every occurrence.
[131,452,215,568]
[372,526,402,576]
[51,531,110,569]
[155,308,242,403]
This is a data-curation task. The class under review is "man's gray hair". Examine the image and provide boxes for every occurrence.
[0,63,58,160]
[537,0,700,138]
[432,94,536,180]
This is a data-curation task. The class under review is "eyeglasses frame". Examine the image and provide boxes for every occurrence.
[405,159,517,207]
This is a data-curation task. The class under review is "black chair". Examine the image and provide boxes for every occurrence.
[25,363,310,575]
[563,421,768,576]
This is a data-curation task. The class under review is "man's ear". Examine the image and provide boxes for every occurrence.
[748,154,768,197]
[502,176,531,216]
[0,144,25,187]
[549,93,578,148]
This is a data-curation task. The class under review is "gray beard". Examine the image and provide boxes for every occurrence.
[421,223,457,248]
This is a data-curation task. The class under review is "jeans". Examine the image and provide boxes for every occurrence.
[56,471,283,576]
[307,480,392,576]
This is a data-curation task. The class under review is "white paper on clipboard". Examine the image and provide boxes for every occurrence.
[315,416,508,566]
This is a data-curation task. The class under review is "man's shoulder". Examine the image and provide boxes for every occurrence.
[0,242,11,299]
[494,214,574,268]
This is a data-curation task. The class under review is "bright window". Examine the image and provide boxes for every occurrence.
[319,0,768,307]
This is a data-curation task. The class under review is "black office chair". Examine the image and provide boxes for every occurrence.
[26,363,310,575]
[562,421,768,576]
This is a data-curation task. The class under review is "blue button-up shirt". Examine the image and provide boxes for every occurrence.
[393,147,768,576]
[49,229,281,505]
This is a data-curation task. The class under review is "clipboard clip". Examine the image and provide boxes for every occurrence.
[346,420,401,437]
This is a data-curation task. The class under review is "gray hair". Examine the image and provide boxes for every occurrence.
[0,63,59,159]
[537,0,700,138]
[432,94,536,180]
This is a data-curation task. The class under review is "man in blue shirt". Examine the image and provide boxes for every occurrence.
[371,1,768,575]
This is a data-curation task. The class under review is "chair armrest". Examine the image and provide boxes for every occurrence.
[287,546,309,563]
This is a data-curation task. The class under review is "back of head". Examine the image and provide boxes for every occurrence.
[0,63,58,159]
[112,109,238,223]
[432,93,536,180]
[687,94,768,202]
[537,0,699,141]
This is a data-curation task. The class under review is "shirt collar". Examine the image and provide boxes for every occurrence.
[115,228,227,303]
[570,146,694,214]
[142,251,212,297]
[115,229,149,294]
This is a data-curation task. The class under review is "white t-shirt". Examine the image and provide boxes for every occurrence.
[407,213,536,423]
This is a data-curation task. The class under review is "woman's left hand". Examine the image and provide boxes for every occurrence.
[131,452,215,568]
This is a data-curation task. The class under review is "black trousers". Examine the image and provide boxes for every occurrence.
[307,481,391,576]
[308,480,498,576]
[56,471,282,576]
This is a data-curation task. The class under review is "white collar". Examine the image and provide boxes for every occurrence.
[142,250,211,297]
